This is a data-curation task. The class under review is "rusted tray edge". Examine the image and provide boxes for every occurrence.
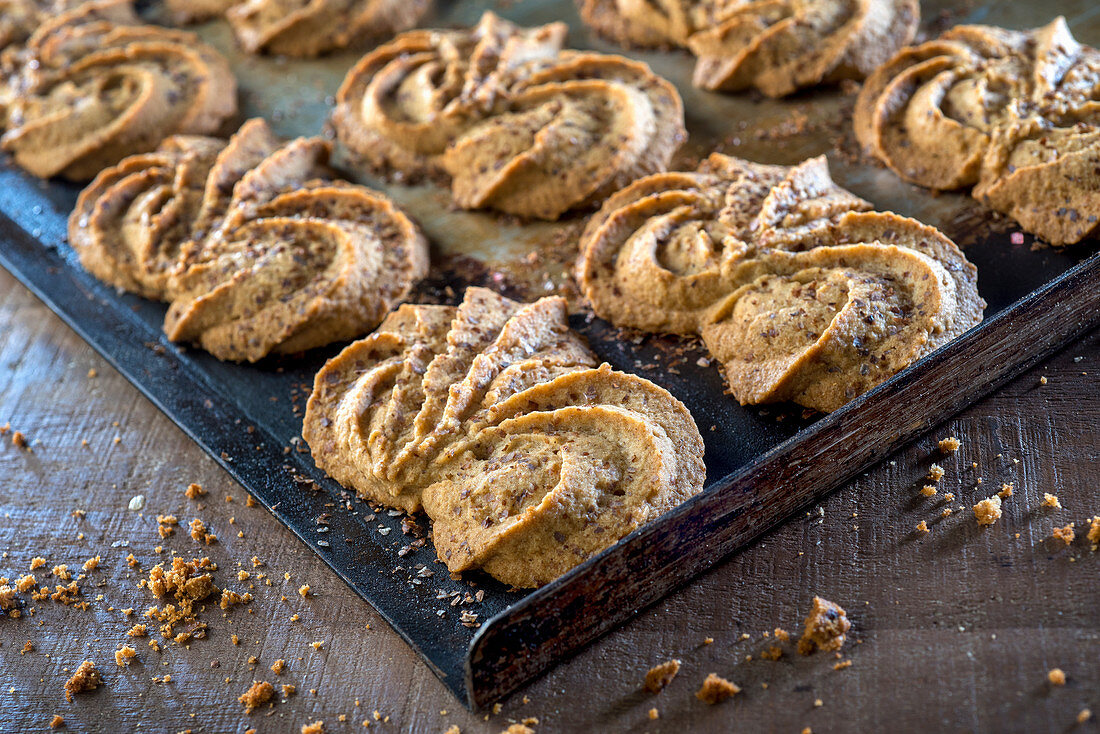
[464,250,1100,708]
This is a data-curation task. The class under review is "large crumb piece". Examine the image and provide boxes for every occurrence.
[797,596,850,655]
[1048,668,1066,686]
[0,584,15,611]
[997,483,1014,499]
[1051,523,1075,545]
[1042,493,1061,509]
[239,680,274,713]
[920,486,937,497]
[973,496,1002,527]
[695,673,740,704]
[301,721,324,734]
[185,483,206,499]
[146,557,217,643]
[938,437,961,453]
[928,463,945,482]
[64,661,102,701]
[114,646,136,666]
[643,659,681,693]
[1088,516,1100,551]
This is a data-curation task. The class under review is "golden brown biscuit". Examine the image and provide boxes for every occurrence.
[855,17,1100,246]
[0,0,237,181]
[0,0,84,51]
[303,286,706,587]
[332,12,685,220]
[166,0,430,57]
[70,118,429,362]
[577,154,985,413]
[578,0,919,97]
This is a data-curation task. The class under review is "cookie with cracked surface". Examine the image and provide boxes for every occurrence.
[577,154,985,413]
[70,118,429,362]
[855,17,1100,246]
[303,286,706,587]
[332,11,685,220]
[0,0,237,180]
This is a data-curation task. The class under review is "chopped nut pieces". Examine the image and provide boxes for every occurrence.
[928,464,945,482]
[696,673,740,704]
[64,661,101,701]
[1043,493,1062,509]
[1051,523,1076,545]
[938,437,961,453]
[1048,668,1066,686]
[239,680,274,712]
[798,596,850,655]
[973,496,1003,527]
[644,659,681,693]
[114,646,136,666]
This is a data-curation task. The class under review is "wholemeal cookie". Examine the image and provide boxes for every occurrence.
[70,118,429,362]
[855,17,1100,246]
[332,11,685,220]
[303,286,706,587]
[577,154,985,413]
[0,0,84,51]
[165,0,430,57]
[0,0,236,180]
[578,0,919,97]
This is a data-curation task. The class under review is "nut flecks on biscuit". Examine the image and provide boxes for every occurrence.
[577,154,985,413]
[854,17,1100,246]
[303,287,706,587]
[577,0,919,98]
[70,118,429,362]
[165,0,430,58]
[332,11,685,220]
[0,0,237,180]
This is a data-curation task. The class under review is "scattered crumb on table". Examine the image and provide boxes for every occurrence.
[114,646,136,666]
[1048,668,1066,686]
[1051,523,1075,545]
[798,596,850,655]
[644,659,681,694]
[50,714,64,729]
[921,486,937,497]
[696,673,740,704]
[1042,493,1061,509]
[973,496,1002,527]
[998,483,1014,499]
[64,661,101,701]
[300,720,324,734]
[928,464,945,482]
[916,521,929,534]
[648,708,659,720]
[239,680,274,712]
[938,437,960,453]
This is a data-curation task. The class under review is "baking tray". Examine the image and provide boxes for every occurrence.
[1,0,1098,709]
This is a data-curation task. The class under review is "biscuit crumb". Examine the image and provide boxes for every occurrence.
[920,486,937,497]
[499,725,533,734]
[973,496,1002,526]
[239,680,274,712]
[1078,709,1092,724]
[760,645,783,661]
[1088,516,1100,551]
[648,708,659,720]
[114,646,136,666]
[301,721,324,734]
[941,508,953,517]
[64,661,101,701]
[797,597,850,655]
[938,437,960,453]
[298,584,310,598]
[644,659,681,693]
[30,557,45,570]
[12,430,27,448]
[271,659,286,674]
[1039,376,1048,385]
[443,727,460,734]
[50,714,64,728]
[928,464,945,482]
[82,556,100,572]
[774,628,790,642]
[998,483,1014,499]
[189,518,217,544]
[833,659,852,670]
[1051,523,1075,545]
[1042,493,1061,509]
[16,574,35,593]
[21,641,33,655]
[185,483,206,499]
[696,673,740,704]
[814,698,823,708]
[916,521,929,534]
[1048,668,1066,686]
[127,624,147,638]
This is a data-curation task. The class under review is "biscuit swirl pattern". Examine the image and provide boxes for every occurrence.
[577,154,985,413]
[855,17,1100,245]
[303,286,706,587]
[0,0,237,180]
[70,118,429,362]
[577,0,919,97]
[332,11,685,219]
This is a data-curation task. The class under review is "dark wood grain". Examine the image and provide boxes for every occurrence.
[2,259,1098,733]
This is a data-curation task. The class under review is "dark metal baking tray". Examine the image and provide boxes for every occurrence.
[1,0,1098,709]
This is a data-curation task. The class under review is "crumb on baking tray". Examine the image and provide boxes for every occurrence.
[1042,493,1061,509]
[973,496,1002,527]
[1051,523,1075,545]
[798,596,850,655]
[64,661,101,701]
[239,680,274,712]
[938,437,960,453]
[644,659,681,693]
[1048,668,1066,686]
[696,673,740,704]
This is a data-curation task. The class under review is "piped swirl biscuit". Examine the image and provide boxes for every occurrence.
[303,286,706,587]
[332,11,686,219]
[855,17,1100,246]
[577,154,985,412]
[577,0,919,97]
[70,118,429,362]
[165,0,430,58]
[0,0,237,180]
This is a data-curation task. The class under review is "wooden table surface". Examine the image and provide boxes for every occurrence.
[1,264,1097,733]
